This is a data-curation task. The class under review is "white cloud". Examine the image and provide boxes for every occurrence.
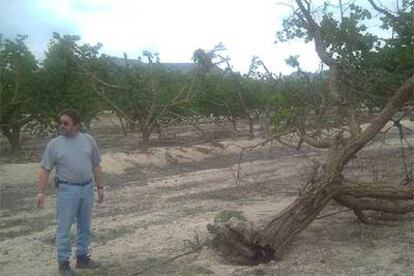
[5,0,324,74]
[74,0,320,74]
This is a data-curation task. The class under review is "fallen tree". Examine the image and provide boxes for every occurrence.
[207,0,413,265]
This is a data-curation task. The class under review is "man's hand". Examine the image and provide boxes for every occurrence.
[93,165,104,204]
[35,193,45,208]
[97,188,104,204]
[37,168,50,208]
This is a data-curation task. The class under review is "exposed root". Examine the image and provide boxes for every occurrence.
[207,222,274,265]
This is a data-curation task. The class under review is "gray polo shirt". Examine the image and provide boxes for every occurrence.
[40,132,101,183]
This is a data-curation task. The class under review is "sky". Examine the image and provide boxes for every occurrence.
[0,0,393,75]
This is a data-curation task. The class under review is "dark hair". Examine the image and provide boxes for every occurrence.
[59,109,81,126]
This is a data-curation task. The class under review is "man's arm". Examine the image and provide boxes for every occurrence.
[93,165,104,203]
[35,168,50,208]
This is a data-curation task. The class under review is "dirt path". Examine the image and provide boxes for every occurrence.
[1,122,413,275]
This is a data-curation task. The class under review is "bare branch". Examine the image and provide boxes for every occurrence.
[83,72,130,90]
[343,74,414,160]
[155,74,201,124]
[295,0,362,134]
[368,0,409,27]
[314,208,351,220]
[274,136,321,165]
[257,59,275,80]
[234,131,295,180]
[297,127,332,148]
[93,87,131,121]
[167,111,214,143]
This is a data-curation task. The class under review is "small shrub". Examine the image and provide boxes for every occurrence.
[214,210,247,224]
[183,230,209,250]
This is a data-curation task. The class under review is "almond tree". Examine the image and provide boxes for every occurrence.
[90,46,225,151]
[208,0,413,264]
[0,35,38,152]
[41,33,105,129]
[196,58,268,138]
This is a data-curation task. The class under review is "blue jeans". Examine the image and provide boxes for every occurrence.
[56,183,94,263]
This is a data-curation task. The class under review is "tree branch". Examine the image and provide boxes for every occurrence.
[367,0,409,27]
[335,194,414,214]
[297,127,332,148]
[343,74,414,160]
[295,0,336,67]
[81,71,130,90]
[295,0,362,135]
[340,182,414,200]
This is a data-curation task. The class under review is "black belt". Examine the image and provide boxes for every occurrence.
[54,177,92,187]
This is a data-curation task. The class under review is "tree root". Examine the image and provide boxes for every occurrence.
[207,223,274,265]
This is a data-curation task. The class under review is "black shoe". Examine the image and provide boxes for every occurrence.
[58,261,75,275]
[76,254,102,269]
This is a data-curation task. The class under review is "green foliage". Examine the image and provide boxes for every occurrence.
[357,0,414,108]
[213,210,247,224]
[277,2,377,62]
[273,0,413,134]
[97,47,222,150]
[41,32,105,127]
[271,73,335,134]
[0,35,37,117]
[193,43,226,73]
[196,67,268,125]
[320,3,376,62]
[183,230,204,250]
[0,34,39,151]
[2,1,411,153]
[103,53,193,124]
[0,32,107,151]
[197,73,243,119]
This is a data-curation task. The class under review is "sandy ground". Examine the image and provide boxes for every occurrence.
[0,120,413,275]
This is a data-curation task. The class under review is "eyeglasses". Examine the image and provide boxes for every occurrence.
[60,121,70,127]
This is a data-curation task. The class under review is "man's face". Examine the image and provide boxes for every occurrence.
[59,115,80,136]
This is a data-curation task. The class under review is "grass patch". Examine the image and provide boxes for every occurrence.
[214,209,247,224]
[178,265,215,275]
[182,206,206,217]
[93,225,137,245]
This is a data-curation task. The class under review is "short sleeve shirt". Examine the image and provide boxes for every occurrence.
[40,132,101,183]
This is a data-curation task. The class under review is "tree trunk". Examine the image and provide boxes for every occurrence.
[128,121,137,133]
[230,118,237,132]
[207,75,414,265]
[156,124,162,140]
[1,126,22,153]
[260,111,271,139]
[256,177,342,258]
[140,126,151,151]
[208,175,414,265]
[209,158,345,264]
[335,182,414,215]
[119,116,128,136]
[84,119,92,130]
[248,115,254,139]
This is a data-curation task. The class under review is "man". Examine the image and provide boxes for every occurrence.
[35,109,104,275]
